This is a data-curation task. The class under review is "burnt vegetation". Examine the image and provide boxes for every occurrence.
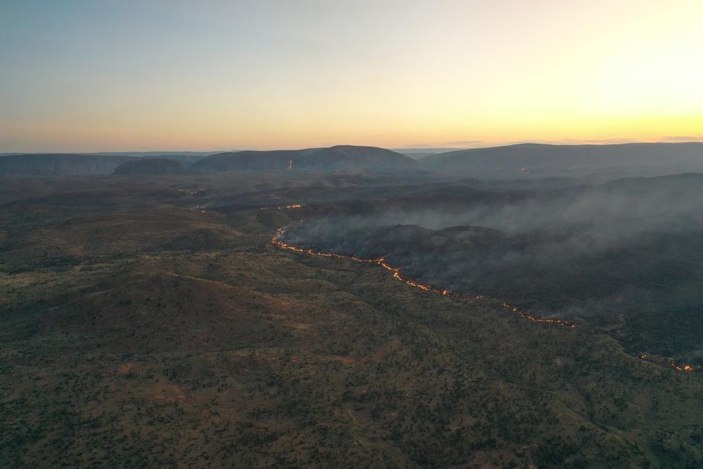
[2,147,703,467]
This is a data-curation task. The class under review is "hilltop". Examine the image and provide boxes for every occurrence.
[192,145,415,172]
[421,142,703,178]
[0,146,417,177]
[5,143,703,179]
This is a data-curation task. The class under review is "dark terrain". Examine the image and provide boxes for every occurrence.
[2,146,703,467]
[284,173,703,366]
[4,142,702,179]
[0,154,133,177]
[0,145,416,178]
[191,145,415,172]
[421,142,703,178]
[113,158,186,175]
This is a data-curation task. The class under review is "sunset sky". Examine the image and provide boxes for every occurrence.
[1,0,702,152]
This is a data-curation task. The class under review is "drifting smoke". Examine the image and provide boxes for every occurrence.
[284,174,703,332]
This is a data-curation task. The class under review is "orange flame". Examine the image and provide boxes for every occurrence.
[273,215,695,373]
[671,362,697,373]
[272,227,577,329]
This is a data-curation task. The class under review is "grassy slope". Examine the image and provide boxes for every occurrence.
[1,175,702,467]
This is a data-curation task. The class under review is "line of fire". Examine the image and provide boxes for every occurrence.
[270,206,697,374]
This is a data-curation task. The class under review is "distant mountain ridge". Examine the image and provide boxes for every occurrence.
[4,143,703,178]
[192,145,415,172]
[0,146,415,177]
[421,142,703,177]
[0,154,134,178]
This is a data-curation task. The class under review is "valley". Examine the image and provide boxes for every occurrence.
[5,2,703,465]
[2,168,703,467]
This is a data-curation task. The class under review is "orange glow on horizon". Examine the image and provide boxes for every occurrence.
[1,1,702,152]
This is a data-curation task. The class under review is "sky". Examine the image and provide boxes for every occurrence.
[1,0,702,152]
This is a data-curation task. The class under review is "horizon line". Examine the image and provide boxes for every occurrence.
[2,138,703,155]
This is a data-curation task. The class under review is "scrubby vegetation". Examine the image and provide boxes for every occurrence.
[2,172,703,467]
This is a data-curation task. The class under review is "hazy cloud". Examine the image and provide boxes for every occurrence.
[659,135,702,143]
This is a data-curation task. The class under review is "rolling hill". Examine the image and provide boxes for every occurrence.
[192,145,416,172]
[3,172,703,466]
[421,142,703,178]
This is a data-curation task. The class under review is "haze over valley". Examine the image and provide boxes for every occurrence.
[3,1,703,467]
